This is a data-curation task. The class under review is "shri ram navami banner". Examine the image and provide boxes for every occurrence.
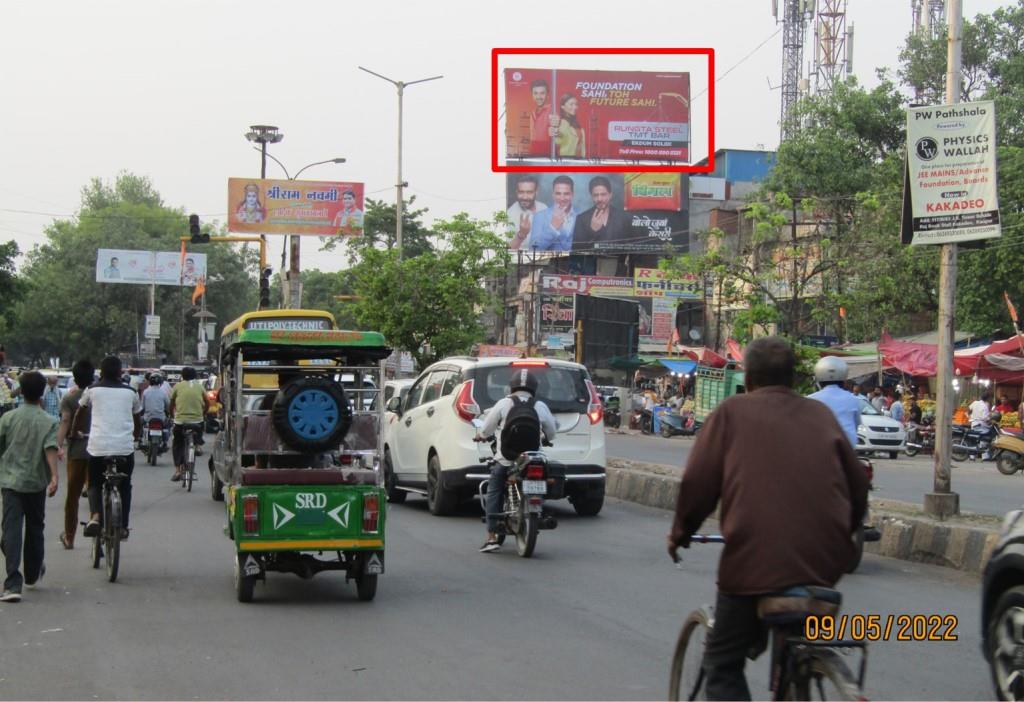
[505,68,690,161]
[228,178,365,236]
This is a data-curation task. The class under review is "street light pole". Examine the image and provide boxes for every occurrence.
[245,125,344,309]
[359,66,443,258]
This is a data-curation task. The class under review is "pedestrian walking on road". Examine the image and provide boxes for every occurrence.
[41,375,62,419]
[0,371,60,602]
[55,360,94,550]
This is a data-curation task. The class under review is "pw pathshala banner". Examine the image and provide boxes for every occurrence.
[228,178,365,236]
[633,268,701,299]
[96,249,207,286]
[506,171,687,253]
[902,101,1001,245]
[504,68,690,162]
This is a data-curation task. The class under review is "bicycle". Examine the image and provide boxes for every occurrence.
[89,456,130,583]
[178,423,203,492]
[669,535,867,701]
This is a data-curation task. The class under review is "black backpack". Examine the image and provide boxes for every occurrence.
[500,396,541,461]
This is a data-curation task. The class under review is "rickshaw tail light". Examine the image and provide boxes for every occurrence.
[585,380,603,425]
[525,463,545,480]
[242,495,259,535]
[454,380,480,422]
[339,453,354,465]
[363,493,380,533]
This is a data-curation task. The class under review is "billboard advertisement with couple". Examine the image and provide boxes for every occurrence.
[504,68,690,162]
[506,172,687,253]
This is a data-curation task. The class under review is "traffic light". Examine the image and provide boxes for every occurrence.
[189,213,209,244]
[259,267,272,309]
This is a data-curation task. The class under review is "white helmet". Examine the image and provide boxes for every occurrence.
[814,356,849,384]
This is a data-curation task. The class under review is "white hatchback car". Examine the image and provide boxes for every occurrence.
[856,398,907,458]
[383,357,607,516]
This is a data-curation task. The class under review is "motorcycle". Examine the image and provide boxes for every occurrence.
[146,417,167,466]
[631,408,654,435]
[472,422,561,558]
[603,398,621,429]
[659,408,698,438]
[951,421,1000,462]
[904,419,935,456]
[992,428,1024,475]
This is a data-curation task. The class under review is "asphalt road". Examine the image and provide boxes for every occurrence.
[0,447,993,700]
[607,432,1024,517]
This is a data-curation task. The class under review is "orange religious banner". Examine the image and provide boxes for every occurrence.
[227,178,365,236]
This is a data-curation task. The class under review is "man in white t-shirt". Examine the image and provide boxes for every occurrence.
[74,356,141,538]
[969,391,992,428]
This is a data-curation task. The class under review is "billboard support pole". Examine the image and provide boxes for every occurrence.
[925,0,962,519]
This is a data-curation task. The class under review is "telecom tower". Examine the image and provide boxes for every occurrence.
[912,0,947,38]
[811,0,854,93]
[773,0,814,142]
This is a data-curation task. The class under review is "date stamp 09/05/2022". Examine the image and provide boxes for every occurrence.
[803,614,959,642]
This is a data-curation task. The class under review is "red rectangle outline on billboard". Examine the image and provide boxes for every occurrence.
[492,47,715,174]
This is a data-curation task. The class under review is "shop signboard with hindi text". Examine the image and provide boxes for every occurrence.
[539,273,635,298]
[227,178,365,236]
[902,101,1001,245]
[633,268,701,299]
[504,68,690,162]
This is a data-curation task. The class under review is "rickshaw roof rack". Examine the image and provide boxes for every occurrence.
[223,328,392,362]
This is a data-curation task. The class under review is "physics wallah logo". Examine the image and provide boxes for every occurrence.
[916,137,939,161]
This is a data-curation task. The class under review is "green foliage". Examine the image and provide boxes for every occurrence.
[299,269,358,329]
[6,173,257,365]
[348,213,509,368]
[0,240,21,340]
[321,196,434,261]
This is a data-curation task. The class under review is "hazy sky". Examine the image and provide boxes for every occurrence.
[0,0,1012,273]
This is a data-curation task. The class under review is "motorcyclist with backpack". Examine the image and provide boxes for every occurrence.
[475,368,556,553]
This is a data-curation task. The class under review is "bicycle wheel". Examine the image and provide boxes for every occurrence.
[669,608,712,701]
[783,648,864,701]
[185,434,195,491]
[105,488,121,582]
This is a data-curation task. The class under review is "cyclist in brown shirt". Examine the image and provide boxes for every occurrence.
[667,336,869,700]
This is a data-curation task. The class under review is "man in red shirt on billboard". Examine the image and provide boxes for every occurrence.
[528,79,552,157]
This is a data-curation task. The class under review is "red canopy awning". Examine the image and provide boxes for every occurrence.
[878,332,938,376]
[676,345,728,368]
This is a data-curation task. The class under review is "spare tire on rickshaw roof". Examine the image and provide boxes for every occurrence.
[271,375,353,453]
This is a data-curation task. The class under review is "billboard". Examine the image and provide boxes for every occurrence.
[228,178,365,236]
[506,172,687,252]
[505,68,690,162]
[689,176,727,201]
[901,101,1001,245]
[638,296,679,345]
[539,294,575,335]
[96,249,207,286]
[539,273,634,297]
[634,268,701,299]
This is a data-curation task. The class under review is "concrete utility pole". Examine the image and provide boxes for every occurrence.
[926,0,962,519]
[359,67,443,258]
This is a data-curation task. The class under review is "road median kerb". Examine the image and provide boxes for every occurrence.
[606,458,999,575]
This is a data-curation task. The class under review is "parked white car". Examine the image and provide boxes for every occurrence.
[856,398,907,458]
[383,356,607,516]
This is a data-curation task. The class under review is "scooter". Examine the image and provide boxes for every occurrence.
[993,428,1024,475]
[659,409,698,438]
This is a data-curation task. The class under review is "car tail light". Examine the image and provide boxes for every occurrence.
[242,494,260,535]
[363,493,380,533]
[453,380,480,422]
[585,380,603,425]
[510,360,549,367]
[525,463,545,480]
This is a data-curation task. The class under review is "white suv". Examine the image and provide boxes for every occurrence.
[383,356,607,516]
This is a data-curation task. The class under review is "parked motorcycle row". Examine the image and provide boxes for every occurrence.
[905,413,1024,476]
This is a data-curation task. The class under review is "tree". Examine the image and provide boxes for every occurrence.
[0,240,20,340]
[321,196,434,261]
[7,172,257,365]
[348,213,509,368]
